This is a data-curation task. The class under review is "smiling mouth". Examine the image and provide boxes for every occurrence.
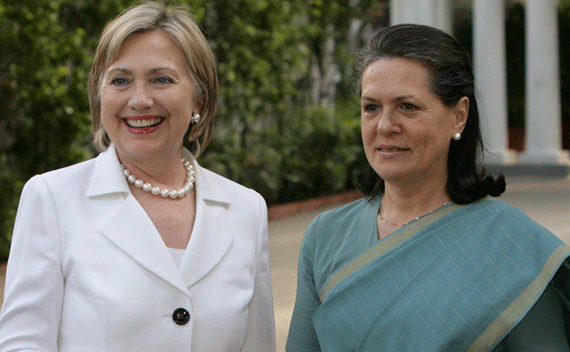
[124,117,164,128]
[379,146,409,151]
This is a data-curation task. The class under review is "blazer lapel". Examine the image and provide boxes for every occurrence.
[88,145,190,296]
[98,195,190,295]
[178,159,234,288]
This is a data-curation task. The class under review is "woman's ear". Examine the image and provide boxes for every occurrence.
[453,96,469,133]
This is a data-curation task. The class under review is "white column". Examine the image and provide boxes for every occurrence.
[390,0,445,30]
[389,0,401,25]
[519,0,569,164]
[433,0,452,33]
[390,0,424,26]
[419,0,435,26]
[473,0,516,164]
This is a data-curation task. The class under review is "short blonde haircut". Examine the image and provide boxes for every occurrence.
[88,1,218,156]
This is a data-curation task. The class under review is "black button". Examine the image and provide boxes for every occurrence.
[172,308,190,325]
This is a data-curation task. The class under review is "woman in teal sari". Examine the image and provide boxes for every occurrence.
[286,24,570,352]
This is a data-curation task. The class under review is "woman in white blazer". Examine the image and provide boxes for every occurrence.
[0,2,276,351]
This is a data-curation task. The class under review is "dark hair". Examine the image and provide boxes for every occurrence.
[355,24,505,204]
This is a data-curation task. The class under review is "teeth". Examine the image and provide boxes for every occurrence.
[382,146,405,151]
[126,117,162,128]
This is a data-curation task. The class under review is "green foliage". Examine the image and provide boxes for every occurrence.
[197,0,375,205]
[0,0,94,260]
[275,101,364,204]
[203,98,364,205]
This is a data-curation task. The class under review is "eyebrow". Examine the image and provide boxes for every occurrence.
[105,67,177,75]
[360,95,415,102]
[393,95,414,102]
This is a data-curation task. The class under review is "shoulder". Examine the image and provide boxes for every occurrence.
[470,197,539,222]
[308,197,374,234]
[199,166,259,194]
[298,196,378,295]
[198,166,265,204]
[23,157,97,197]
[15,157,100,225]
[301,196,376,253]
[21,147,123,204]
[40,158,97,184]
[467,197,563,245]
[195,165,267,228]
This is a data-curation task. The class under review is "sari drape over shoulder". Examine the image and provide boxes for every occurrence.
[289,197,570,352]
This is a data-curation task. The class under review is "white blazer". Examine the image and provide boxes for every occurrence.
[0,145,276,351]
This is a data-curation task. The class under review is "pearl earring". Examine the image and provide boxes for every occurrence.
[191,112,201,124]
[452,132,461,141]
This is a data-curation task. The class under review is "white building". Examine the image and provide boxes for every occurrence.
[390,0,570,177]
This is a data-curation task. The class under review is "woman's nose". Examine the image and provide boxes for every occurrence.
[376,110,400,135]
[128,82,153,110]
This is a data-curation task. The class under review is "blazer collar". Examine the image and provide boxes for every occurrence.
[86,144,130,198]
[85,145,231,203]
[184,148,231,206]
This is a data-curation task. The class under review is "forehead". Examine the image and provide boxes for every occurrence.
[361,57,432,96]
[106,30,187,71]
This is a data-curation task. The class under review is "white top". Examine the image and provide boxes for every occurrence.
[168,247,185,267]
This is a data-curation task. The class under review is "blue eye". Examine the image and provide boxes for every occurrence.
[155,76,174,84]
[111,77,128,86]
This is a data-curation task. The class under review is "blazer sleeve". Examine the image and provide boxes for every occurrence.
[241,192,276,352]
[0,175,64,351]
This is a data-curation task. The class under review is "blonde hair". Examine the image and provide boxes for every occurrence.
[88,1,218,156]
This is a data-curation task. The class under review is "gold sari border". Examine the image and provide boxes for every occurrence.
[467,244,570,352]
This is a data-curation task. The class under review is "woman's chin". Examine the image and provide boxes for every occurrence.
[372,167,409,183]
[115,141,171,161]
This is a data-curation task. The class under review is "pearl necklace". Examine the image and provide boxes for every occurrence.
[121,158,195,199]
[378,202,450,227]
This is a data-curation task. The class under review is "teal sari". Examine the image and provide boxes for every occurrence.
[311,198,570,351]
